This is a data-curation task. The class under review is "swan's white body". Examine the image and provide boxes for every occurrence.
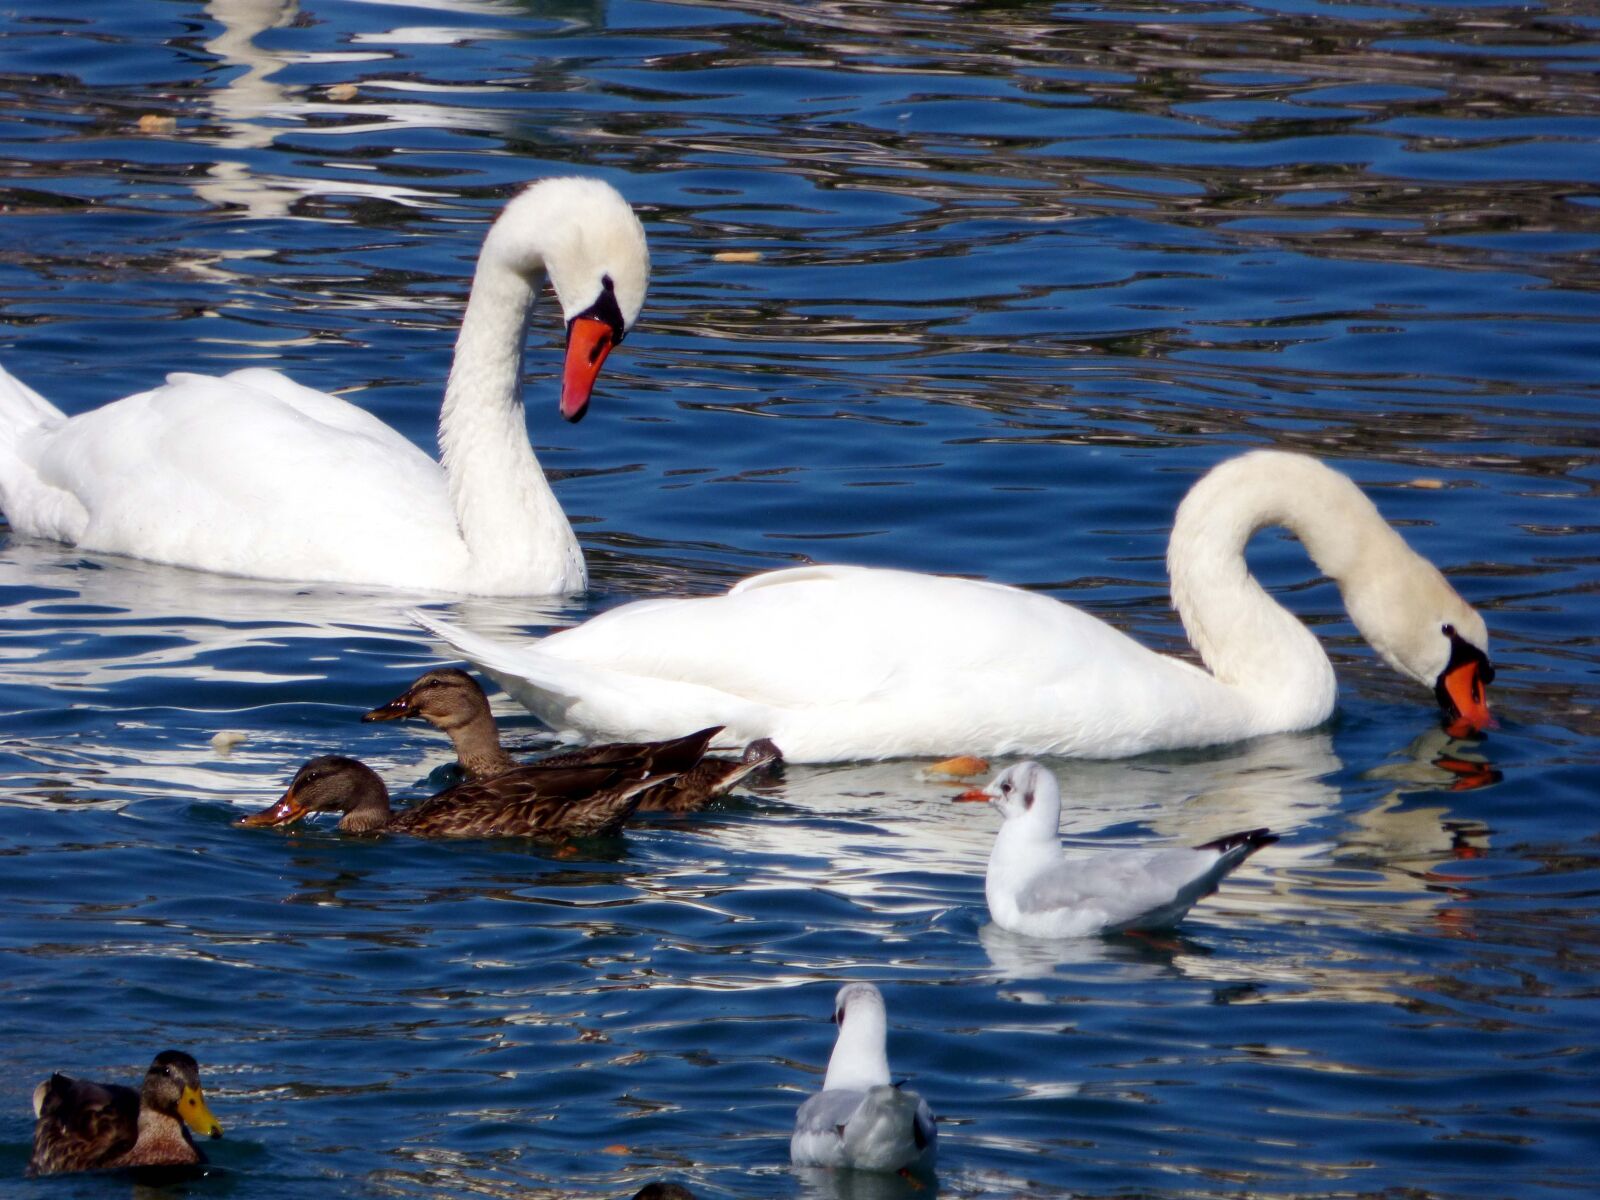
[790,983,937,1173]
[0,178,648,596]
[414,451,1492,761]
[971,762,1276,938]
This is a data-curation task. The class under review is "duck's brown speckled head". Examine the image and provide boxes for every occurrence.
[144,1051,222,1140]
[239,756,392,833]
[362,668,491,733]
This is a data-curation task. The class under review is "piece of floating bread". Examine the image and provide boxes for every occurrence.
[919,754,989,779]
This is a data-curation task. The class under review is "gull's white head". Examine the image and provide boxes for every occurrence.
[823,982,891,1090]
[961,761,1062,838]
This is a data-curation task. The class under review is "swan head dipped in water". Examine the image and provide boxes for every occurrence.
[480,177,649,423]
[1169,450,1495,738]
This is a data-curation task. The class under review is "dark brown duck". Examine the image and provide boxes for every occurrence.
[363,668,779,810]
[28,1050,223,1176]
[238,754,674,839]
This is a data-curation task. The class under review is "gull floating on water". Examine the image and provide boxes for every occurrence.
[959,761,1278,938]
[791,983,937,1174]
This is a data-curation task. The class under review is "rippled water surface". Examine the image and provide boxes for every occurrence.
[1,1,1597,1196]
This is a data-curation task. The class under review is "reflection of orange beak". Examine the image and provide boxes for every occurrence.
[362,690,415,723]
[1433,754,1502,793]
[237,785,310,828]
[561,315,614,423]
[952,788,990,803]
[1440,658,1494,738]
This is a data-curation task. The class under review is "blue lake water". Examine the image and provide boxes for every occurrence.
[0,0,1597,1196]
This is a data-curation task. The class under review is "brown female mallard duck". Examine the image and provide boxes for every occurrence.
[238,753,676,839]
[363,668,779,811]
[27,1050,223,1177]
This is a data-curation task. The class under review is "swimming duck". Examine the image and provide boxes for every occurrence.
[27,1050,223,1177]
[411,451,1495,761]
[958,761,1278,937]
[791,983,937,1173]
[238,754,672,839]
[363,668,779,810]
[0,177,648,595]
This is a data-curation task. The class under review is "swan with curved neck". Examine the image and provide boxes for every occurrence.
[0,177,648,595]
[414,450,1495,761]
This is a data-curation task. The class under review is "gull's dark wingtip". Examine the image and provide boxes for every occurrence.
[1194,827,1278,855]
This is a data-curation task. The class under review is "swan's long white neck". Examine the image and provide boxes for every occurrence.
[439,242,583,593]
[1167,451,1414,729]
[824,997,891,1091]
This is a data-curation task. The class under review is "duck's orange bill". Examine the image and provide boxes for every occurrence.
[561,315,614,424]
[238,787,309,828]
[1440,657,1495,738]
[952,788,989,803]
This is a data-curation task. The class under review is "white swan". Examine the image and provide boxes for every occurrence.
[0,177,648,595]
[413,450,1496,760]
[959,762,1277,938]
[790,983,937,1173]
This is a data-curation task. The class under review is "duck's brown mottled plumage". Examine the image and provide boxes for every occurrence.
[363,668,780,809]
[27,1050,222,1177]
[239,754,675,839]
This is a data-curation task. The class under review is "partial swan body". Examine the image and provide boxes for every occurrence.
[961,762,1277,938]
[790,983,937,1173]
[414,451,1495,761]
[0,177,649,595]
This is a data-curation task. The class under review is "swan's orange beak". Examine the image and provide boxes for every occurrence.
[561,315,614,424]
[952,788,990,803]
[1439,657,1494,738]
[238,785,310,828]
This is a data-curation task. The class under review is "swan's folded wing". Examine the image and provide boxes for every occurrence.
[540,564,1161,713]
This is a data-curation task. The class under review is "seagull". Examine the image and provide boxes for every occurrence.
[790,983,937,1173]
[958,761,1278,938]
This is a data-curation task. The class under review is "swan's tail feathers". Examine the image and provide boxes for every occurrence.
[407,608,614,726]
[0,363,86,542]
[407,608,542,679]
[0,363,65,433]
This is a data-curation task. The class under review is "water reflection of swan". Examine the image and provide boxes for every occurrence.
[702,732,1341,914]
[190,0,510,223]
[1341,727,1496,865]
[0,538,578,809]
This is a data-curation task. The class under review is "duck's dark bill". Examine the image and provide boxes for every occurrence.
[362,694,412,722]
[237,791,307,828]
